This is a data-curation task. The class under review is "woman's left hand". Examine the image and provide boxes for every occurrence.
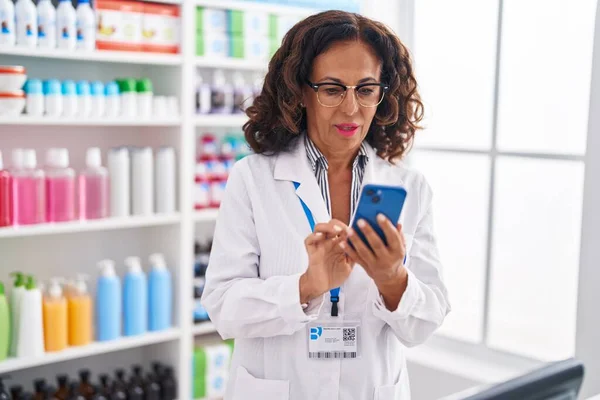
[339,214,407,290]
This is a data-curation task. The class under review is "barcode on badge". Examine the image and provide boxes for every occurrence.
[343,327,356,343]
[309,351,358,359]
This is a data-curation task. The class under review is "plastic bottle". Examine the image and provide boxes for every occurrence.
[144,374,160,400]
[17,275,45,358]
[42,277,68,352]
[104,81,120,118]
[160,367,177,400]
[148,253,172,331]
[13,149,45,225]
[118,79,137,118]
[0,0,16,46]
[107,147,130,217]
[123,257,147,336]
[127,366,144,400]
[112,370,128,400]
[78,370,95,400]
[0,378,10,400]
[9,272,25,356]
[232,72,253,113]
[75,0,95,51]
[33,379,47,400]
[0,151,12,227]
[24,79,44,116]
[15,0,37,48]
[155,147,175,214]
[67,275,92,347]
[210,69,233,114]
[62,80,78,117]
[195,71,211,114]
[46,148,75,222]
[136,79,153,118]
[44,79,63,117]
[96,259,121,342]
[131,147,154,216]
[79,147,108,220]
[56,0,76,50]
[54,375,70,400]
[90,81,105,118]
[76,81,92,118]
[37,0,56,49]
[0,281,9,361]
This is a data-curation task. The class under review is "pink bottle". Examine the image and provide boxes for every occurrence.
[0,151,12,227]
[13,149,46,225]
[79,147,109,220]
[46,148,75,223]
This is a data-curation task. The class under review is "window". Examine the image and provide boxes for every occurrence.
[410,0,596,361]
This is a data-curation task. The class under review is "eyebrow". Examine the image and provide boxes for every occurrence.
[316,76,379,84]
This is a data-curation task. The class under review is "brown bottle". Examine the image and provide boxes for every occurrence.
[54,375,70,400]
[78,370,95,400]
[33,379,47,400]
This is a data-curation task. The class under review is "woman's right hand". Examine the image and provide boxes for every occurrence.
[300,220,354,304]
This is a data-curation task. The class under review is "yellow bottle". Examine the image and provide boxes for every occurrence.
[43,278,68,352]
[67,275,92,347]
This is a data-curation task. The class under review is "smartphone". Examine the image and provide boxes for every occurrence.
[350,184,407,248]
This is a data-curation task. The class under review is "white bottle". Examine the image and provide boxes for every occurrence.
[0,0,16,46]
[131,147,154,216]
[15,0,37,48]
[108,147,130,217]
[61,80,78,117]
[155,147,176,214]
[90,81,105,118]
[37,0,56,49]
[104,81,120,118]
[76,80,92,118]
[17,275,45,358]
[76,0,95,51]
[56,0,76,51]
[8,273,26,357]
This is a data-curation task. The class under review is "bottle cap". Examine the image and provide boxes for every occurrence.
[78,0,90,3]
[25,275,37,290]
[11,272,25,287]
[11,149,23,170]
[98,259,116,277]
[118,79,137,93]
[24,79,43,95]
[45,148,58,168]
[105,81,120,96]
[0,282,4,295]
[73,274,88,295]
[76,81,91,96]
[34,379,46,393]
[136,78,153,93]
[86,147,102,168]
[56,148,69,169]
[43,80,62,96]
[47,278,64,299]
[149,253,167,270]
[23,149,37,169]
[61,80,77,96]
[91,81,104,96]
[125,257,143,274]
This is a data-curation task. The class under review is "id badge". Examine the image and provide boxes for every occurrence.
[307,320,361,359]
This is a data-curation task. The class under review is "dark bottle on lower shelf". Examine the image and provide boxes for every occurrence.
[78,370,95,400]
[127,366,145,400]
[45,386,57,400]
[143,374,161,400]
[33,379,47,400]
[90,386,107,400]
[10,385,23,400]
[111,371,127,400]
[160,368,177,400]
[68,383,85,400]
[54,375,70,400]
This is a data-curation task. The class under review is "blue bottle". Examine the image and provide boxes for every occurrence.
[96,259,121,341]
[148,253,172,331]
[123,257,147,336]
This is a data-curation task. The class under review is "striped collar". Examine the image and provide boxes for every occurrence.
[304,135,369,172]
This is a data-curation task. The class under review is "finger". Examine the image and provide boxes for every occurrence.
[356,218,387,255]
[347,227,377,266]
[338,240,365,266]
[314,222,345,237]
[397,223,406,251]
[378,214,401,251]
[304,232,325,246]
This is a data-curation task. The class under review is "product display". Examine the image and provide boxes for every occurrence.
[0,282,9,361]
[79,147,109,220]
[42,277,68,352]
[193,241,211,323]
[154,147,176,214]
[123,256,148,336]
[56,0,76,50]
[96,259,121,342]
[0,151,11,227]
[192,341,234,399]
[148,253,172,331]
[66,275,92,347]
[16,276,44,358]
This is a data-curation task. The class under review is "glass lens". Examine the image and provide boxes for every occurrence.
[356,84,384,106]
[316,84,346,106]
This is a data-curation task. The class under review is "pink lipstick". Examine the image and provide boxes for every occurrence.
[335,123,359,137]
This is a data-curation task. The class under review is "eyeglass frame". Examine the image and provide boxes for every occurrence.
[305,80,390,108]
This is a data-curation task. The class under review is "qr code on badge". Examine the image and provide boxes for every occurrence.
[343,328,356,343]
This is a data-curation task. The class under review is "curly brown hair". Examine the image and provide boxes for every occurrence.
[243,10,424,161]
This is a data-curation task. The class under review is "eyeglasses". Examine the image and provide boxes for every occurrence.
[306,80,390,108]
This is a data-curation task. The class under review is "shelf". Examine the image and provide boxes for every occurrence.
[195,114,248,128]
[0,213,181,238]
[0,328,181,374]
[192,322,217,336]
[194,0,319,16]
[194,209,219,222]
[0,116,181,127]
[195,56,267,71]
[0,47,182,65]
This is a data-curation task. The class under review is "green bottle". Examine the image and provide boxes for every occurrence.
[0,281,10,361]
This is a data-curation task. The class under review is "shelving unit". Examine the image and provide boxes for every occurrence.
[195,114,248,128]
[0,117,181,127]
[194,0,320,16]
[192,322,217,336]
[193,209,219,222]
[0,47,182,65]
[194,56,267,71]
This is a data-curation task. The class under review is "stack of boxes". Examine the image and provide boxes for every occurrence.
[193,341,235,399]
[196,6,302,60]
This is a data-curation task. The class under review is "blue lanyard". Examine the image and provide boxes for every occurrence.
[293,182,341,317]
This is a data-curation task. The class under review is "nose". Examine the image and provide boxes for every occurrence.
[339,88,359,116]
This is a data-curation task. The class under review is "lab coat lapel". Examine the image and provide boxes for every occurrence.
[273,136,330,229]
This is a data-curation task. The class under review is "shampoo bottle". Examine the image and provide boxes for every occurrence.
[13,149,46,225]
[9,271,26,356]
[15,0,37,48]
[56,0,76,50]
[0,151,12,227]
[46,148,75,223]
[75,0,95,51]
[0,0,16,47]
[96,259,121,342]
[17,275,45,358]
[79,147,109,220]
[67,275,92,347]
[42,278,68,352]
[37,0,56,48]
[148,253,172,331]
[123,257,147,336]
[0,281,10,361]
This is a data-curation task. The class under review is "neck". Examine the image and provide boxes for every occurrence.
[309,136,360,172]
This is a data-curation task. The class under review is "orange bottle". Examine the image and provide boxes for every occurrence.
[67,275,92,347]
[43,278,68,352]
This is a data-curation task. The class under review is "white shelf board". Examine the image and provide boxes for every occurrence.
[0,328,181,374]
[194,209,219,222]
[0,213,181,238]
[195,114,248,127]
[0,47,182,65]
[146,0,181,4]
[194,56,267,71]
[195,0,319,16]
[0,116,181,127]
[192,322,217,336]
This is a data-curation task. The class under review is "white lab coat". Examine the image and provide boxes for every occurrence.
[201,136,451,400]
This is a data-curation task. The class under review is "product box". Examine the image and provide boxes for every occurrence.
[227,9,270,37]
[196,33,229,58]
[196,7,227,33]
[96,0,144,52]
[142,3,180,54]
[229,35,270,61]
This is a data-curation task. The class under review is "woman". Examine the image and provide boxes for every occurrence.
[201,10,450,400]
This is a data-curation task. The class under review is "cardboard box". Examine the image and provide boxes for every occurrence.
[229,35,270,61]
[196,32,229,58]
[228,9,270,37]
[196,7,227,33]
[96,0,144,52]
[142,3,180,54]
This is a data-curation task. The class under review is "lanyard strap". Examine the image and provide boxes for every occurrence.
[293,182,340,317]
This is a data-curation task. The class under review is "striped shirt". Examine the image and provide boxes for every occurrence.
[304,135,369,217]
